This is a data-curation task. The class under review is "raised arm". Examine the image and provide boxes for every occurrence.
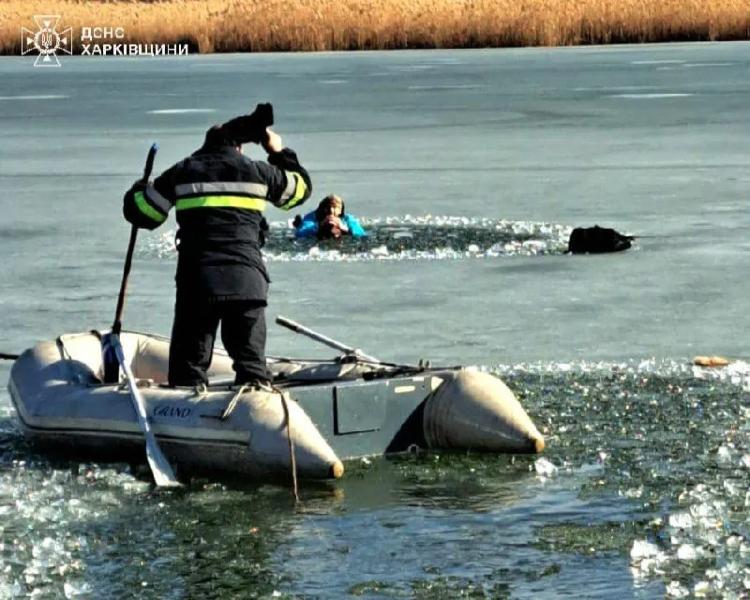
[258,129,312,212]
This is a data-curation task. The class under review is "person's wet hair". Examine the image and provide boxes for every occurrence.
[315,194,345,222]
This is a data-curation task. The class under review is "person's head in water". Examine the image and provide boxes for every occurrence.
[315,195,345,221]
[315,195,346,240]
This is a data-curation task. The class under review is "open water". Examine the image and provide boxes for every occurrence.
[0,42,749,598]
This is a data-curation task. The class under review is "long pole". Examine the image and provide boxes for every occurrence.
[105,143,180,488]
[275,315,381,364]
[112,143,158,334]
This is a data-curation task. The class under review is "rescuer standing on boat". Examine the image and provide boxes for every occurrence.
[122,103,312,387]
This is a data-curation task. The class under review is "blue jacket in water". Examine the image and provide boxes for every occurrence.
[294,211,367,239]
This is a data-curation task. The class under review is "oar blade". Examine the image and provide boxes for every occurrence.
[144,439,182,488]
[111,334,182,488]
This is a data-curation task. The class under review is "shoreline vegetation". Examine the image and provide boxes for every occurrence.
[2,0,749,55]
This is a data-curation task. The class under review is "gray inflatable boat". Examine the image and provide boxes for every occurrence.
[8,330,544,482]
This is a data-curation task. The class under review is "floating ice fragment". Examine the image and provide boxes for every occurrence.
[64,581,92,598]
[666,581,689,598]
[688,484,711,501]
[717,445,733,464]
[467,244,480,253]
[726,535,743,548]
[690,502,716,519]
[371,245,389,256]
[122,480,152,494]
[632,557,662,575]
[623,487,643,499]
[31,536,63,561]
[741,455,750,469]
[724,480,742,497]
[522,240,546,253]
[694,581,710,596]
[630,539,659,560]
[677,544,698,560]
[692,365,708,379]
[534,458,557,477]
[669,513,694,529]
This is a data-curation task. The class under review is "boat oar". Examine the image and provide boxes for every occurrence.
[275,315,381,364]
[111,335,181,487]
[103,143,181,488]
[0,353,19,360]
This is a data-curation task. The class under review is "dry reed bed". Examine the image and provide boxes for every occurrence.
[2,0,749,54]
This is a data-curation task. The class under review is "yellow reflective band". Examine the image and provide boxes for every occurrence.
[279,173,308,211]
[175,196,267,212]
[135,191,167,223]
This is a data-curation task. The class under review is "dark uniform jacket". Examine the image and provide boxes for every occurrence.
[123,139,311,302]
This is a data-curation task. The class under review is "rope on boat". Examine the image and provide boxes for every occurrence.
[220,383,249,420]
[212,380,300,499]
[276,386,300,503]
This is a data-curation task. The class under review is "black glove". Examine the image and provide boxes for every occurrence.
[220,103,274,145]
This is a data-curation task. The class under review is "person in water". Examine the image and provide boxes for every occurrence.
[293,194,366,240]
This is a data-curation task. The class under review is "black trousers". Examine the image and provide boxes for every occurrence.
[168,297,269,386]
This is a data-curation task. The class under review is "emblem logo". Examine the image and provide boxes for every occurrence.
[21,15,72,67]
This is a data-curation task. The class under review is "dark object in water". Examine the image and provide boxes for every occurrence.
[568,226,633,254]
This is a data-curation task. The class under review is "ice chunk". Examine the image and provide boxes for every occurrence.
[717,445,733,464]
[666,581,689,598]
[677,544,698,560]
[534,458,557,477]
[64,581,92,598]
[694,581,710,596]
[631,539,659,560]
[669,512,694,529]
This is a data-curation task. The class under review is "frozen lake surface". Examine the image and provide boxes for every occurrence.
[0,42,749,598]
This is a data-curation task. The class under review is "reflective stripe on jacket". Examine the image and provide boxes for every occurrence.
[123,142,312,301]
